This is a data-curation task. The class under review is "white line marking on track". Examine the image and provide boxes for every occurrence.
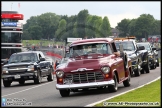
[85,76,161,107]
[2,81,54,97]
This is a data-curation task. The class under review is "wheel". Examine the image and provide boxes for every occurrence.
[150,62,156,69]
[47,68,54,81]
[156,59,159,67]
[140,69,144,74]
[123,70,131,87]
[3,80,11,87]
[134,65,140,77]
[59,89,70,97]
[108,74,118,92]
[144,59,150,73]
[34,70,42,84]
[19,80,25,85]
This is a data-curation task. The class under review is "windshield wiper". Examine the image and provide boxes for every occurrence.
[10,61,17,63]
[123,49,133,51]
[21,60,31,62]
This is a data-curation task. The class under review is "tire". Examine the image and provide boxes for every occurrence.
[108,74,118,92]
[47,68,54,81]
[3,80,11,87]
[59,89,70,97]
[34,70,42,84]
[134,65,140,77]
[123,70,131,87]
[150,62,156,69]
[144,59,150,73]
[19,80,25,85]
[156,59,159,67]
[140,69,144,74]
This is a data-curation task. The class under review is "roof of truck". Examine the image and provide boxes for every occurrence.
[12,51,43,55]
[70,38,114,45]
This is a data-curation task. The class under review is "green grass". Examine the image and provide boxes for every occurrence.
[159,58,161,63]
[22,40,64,46]
[95,79,161,107]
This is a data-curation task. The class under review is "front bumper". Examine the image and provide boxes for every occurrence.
[56,80,115,90]
[2,72,36,81]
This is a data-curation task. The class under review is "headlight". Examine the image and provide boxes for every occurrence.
[27,65,34,71]
[2,67,8,73]
[101,67,110,74]
[56,71,64,78]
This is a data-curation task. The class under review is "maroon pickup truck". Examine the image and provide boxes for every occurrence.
[55,38,132,97]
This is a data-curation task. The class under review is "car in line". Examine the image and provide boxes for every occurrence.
[114,37,149,76]
[2,51,54,87]
[137,42,159,69]
[55,38,132,97]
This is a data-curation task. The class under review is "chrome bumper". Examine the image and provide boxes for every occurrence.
[56,80,115,90]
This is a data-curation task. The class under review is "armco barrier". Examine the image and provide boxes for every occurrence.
[46,52,62,75]
[46,52,63,59]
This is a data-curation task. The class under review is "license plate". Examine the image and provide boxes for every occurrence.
[14,75,20,79]
[64,79,72,84]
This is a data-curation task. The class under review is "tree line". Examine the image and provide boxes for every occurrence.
[22,9,161,41]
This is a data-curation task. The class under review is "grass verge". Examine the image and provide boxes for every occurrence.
[94,79,161,107]
[22,40,64,46]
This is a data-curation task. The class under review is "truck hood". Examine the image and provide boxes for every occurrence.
[57,56,114,72]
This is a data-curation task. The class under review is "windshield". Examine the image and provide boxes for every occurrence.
[69,43,112,57]
[1,32,22,43]
[137,43,151,51]
[115,41,135,51]
[8,53,38,63]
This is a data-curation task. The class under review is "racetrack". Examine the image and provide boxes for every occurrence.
[1,64,160,106]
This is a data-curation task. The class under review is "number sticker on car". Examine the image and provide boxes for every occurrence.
[14,75,20,79]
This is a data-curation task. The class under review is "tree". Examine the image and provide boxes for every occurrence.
[135,14,155,39]
[55,19,67,41]
[116,18,131,37]
[99,16,111,37]
[77,9,89,38]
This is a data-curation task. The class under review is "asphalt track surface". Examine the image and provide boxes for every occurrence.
[1,68,160,106]
[1,53,161,107]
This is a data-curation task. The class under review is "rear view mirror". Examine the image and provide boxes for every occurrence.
[119,44,124,52]
[119,44,124,58]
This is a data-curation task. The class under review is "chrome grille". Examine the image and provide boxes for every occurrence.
[8,66,28,73]
[9,66,27,69]
[9,69,27,72]
[65,72,104,83]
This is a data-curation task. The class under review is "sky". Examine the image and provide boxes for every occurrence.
[1,1,161,28]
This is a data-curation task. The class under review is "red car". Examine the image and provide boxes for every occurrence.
[55,38,132,97]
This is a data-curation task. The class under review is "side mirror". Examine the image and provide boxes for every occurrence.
[40,58,45,61]
[119,44,124,58]
[138,46,145,50]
